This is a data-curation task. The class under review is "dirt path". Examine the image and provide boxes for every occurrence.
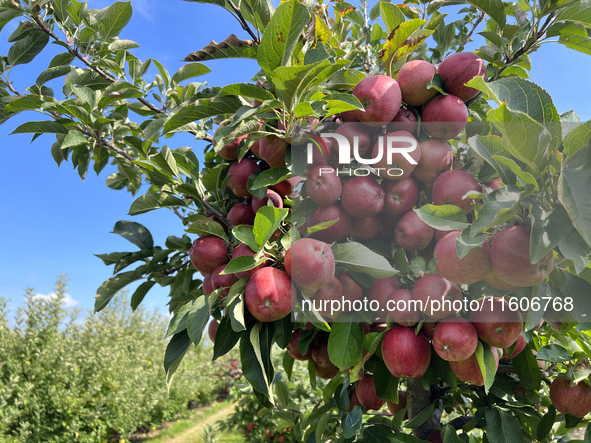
[165,403,237,443]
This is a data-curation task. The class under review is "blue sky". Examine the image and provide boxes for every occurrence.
[0,0,590,317]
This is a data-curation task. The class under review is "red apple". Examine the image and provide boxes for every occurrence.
[388,289,421,327]
[311,343,332,368]
[306,165,342,207]
[386,391,408,419]
[227,158,262,197]
[350,75,402,126]
[203,274,213,295]
[337,271,363,307]
[286,238,335,291]
[387,108,418,134]
[449,344,499,386]
[432,170,482,214]
[413,274,462,320]
[550,375,591,418]
[189,236,229,274]
[251,188,283,212]
[208,319,219,343]
[411,139,454,184]
[438,52,487,102]
[381,177,419,216]
[422,321,437,340]
[228,203,255,226]
[348,389,362,413]
[368,278,400,320]
[422,95,468,140]
[433,318,478,361]
[271,177,295,197]
[394,210,434,251]
[484,177,503,190]
[349,215,381,241]
[315,362,339,379]
[334,122,372,158]
[503,333,526,359]
[490,225,554,287]
[371,130,421,180]
[433,230,492,284]
[287,329,312,361]
[470,296,523,348]
[259,135,288,168]
[397,60,438,106]
[341,176,385,218]
[484,269,519,291]
[382,326,431,378]
[211,264,239,298]
[244,267,292,322]
[355,376,385,411]
[307,204,351,243]
[313,276,344,320]
[232,243,269,279]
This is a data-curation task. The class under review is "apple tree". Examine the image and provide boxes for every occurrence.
[1,0,591,441]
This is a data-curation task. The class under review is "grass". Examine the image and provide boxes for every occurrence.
[132,400,244,443]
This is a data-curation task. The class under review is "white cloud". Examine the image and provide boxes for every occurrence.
[32,292,81,308]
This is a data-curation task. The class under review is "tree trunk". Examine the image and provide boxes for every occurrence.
[405,378,443,440]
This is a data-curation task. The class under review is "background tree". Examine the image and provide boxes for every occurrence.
[1,0,591,441]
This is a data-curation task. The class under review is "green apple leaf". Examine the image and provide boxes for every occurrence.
[466,0,506,28]
[253,206,289,248]
[413,204,470,231]
[485,408,524,443]
[529,203,572,264]
[332,242,398,279]
[469,135,517,186]
[471,185,535,235]
[513,348,542,390]
[186,214,228,242]
[558,228,591,275]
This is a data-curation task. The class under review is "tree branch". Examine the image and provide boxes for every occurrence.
[225,0,260,44]
[459,11,486,50]
[161,260,190,276]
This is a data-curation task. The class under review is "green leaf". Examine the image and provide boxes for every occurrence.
[326,69,366,90]
[390,435,425,443]
[0,9,21,33]
[183,34,258,62]
[456,230,486,259]
[11,120,68,135]
[558,147,591,246]
[443,426,464,443]
[241,323,273,399]
[469,135,516,186]
[364,426,393,443]
[558,228,591,275]
[513,347,541,390]
[222,255,268,275]
[213,315,240,360]
[490,155,538,190]
[186,214,228,241]
[164,330,191,388]
[219,82,275,102]
[108,39,140,50]
[253,206,289,248]
[94,270,143,312]
[166,302,192,337]
[233,225,259,252]
[381,19,425,71]
[466,0,506,27]
[474,342,497,393]
[162,97,242,134]
[274,315,293,349]
[373,360,400,403]
[414,205,470,231]
[332,242,398,279]
[128,193,185,216]
[342,406,363,438]
[379,2,405,31]
[405,401,436,428]
[95,1,133,39]
[536,344,571,362]
[226,279,248,332]
[35,65,73,87]
[485,408,524,443]
[562,272,591,324]
[130,280,156,310]
[471,185,534,234]
[564,120,591,157]
[111,220,154,249]
[7,30,48,66]
[327,319,363,370]
[250,167,291,190]
[529,203,572,263]
[171,62,212,84]
[186,297,210,345]
[426,73,447,95]
[257,0,310,78]
[283,351,295,380]
[557,0,591,27]
[536,405,555,441]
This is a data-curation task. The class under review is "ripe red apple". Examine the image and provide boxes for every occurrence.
[306,165,342,207]
[232,243,269,279]
[413,274,462,320]
[250,139,261,158]
[337,271,363,306]
[411,139,453,184]
[490,225,554,287]
[484,269,519,291]
[272,177,296,197]
[277,435,286,443]
[349,215,381,241]
[189,236,229,274]
[422,321,437,340]
[394,210,434,251]
[387,108,418,134]
[382,326,431,378]
[217,135,247,161]
[259,135,288,168]
[433,230,492,285]
[313,276,344,320]
[311,343,332,368]
[355,376,385,411]
[386,391,408,419]
[397,60,438,106]
[432,170,482,214]
[251,188,283,212]
[208,319,219,343]
[470,296,523,348]
[433,318,478,361]
[211,264,239,298]
[422,95,468,140]
[286,238,335,290]
[381,213,401,234]
[503,333,526,359]
[350,75,402,125]
[334,122,371,157]
[304,138,335,170]
[348,389,362,413]
[449,344,499,386]
[484,177,503,190]
[341,176,385,218]
[247,422,256,431]
[307,204,352,243]
[432,229,449,246]
[287,329,312,361]
[368,278,400,319]
[228,203,255,226]
[227,158,262,197]
[371,130,421,180]
[438,52,487,102]
[203,274,213,295]
[550,375,591,418]
[244,267,292,322]
[315,362,339,379]
[388,289,421,326]
[381,177,419,216]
